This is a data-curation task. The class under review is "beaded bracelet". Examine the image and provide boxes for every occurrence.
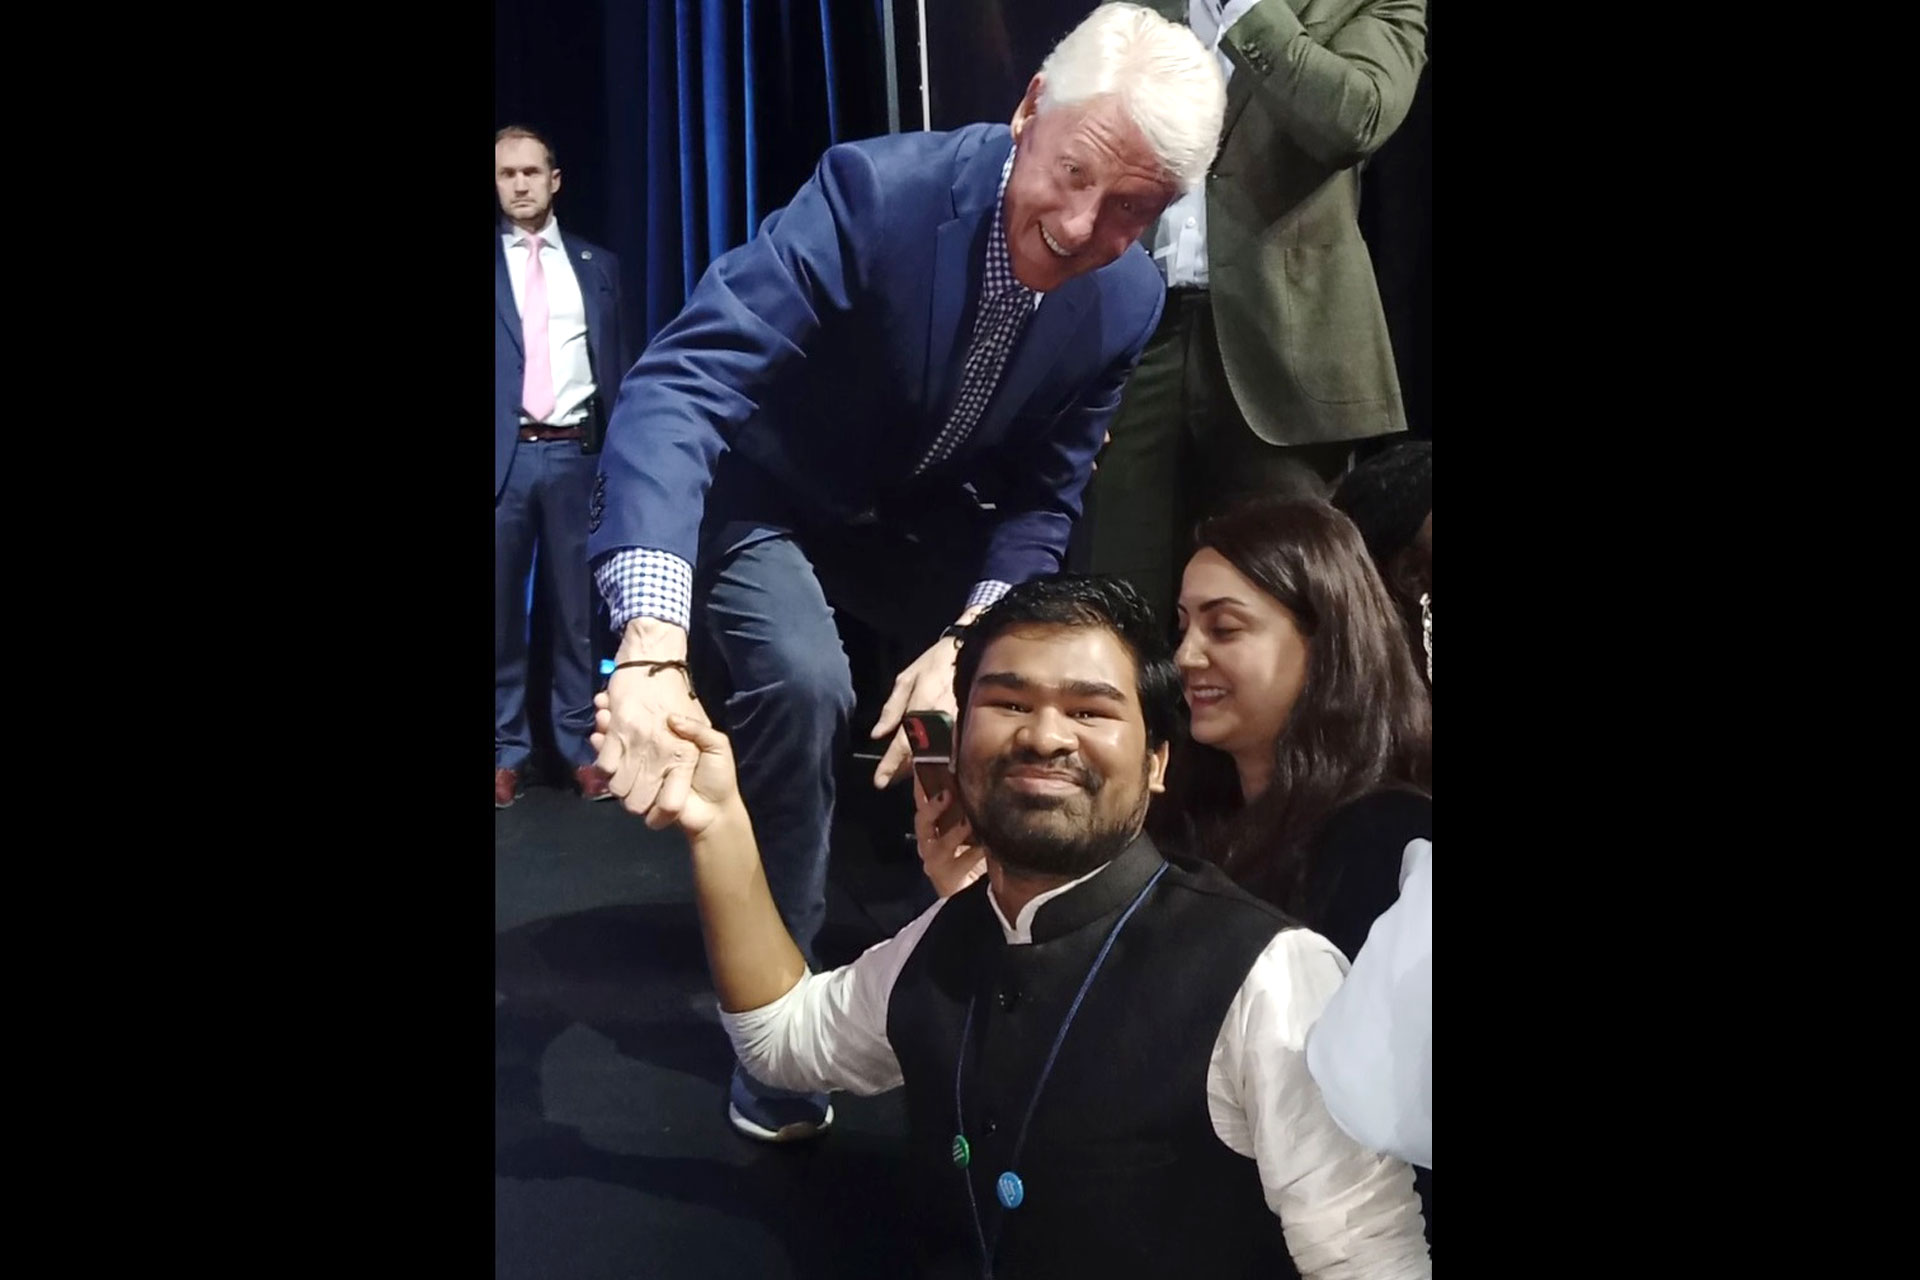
[610,658,695,695]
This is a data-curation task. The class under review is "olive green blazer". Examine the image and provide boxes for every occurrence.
[1156,0,1428,445]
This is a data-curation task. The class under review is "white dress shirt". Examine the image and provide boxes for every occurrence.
[720,860,1432,1278]
[501,217,595,426]
[1149,0,1266,288]
[1307,839,1433,1170]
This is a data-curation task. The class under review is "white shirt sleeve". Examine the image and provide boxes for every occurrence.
[1208,927,1431,1278]
[1307,839,1434,1169]
[717,896,951,1096]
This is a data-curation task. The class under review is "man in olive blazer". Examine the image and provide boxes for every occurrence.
[1083,0,1427,620]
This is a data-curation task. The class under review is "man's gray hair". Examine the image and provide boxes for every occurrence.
[1037,3,1226,192]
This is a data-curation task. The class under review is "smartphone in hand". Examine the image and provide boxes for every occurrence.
[903,709,955,799]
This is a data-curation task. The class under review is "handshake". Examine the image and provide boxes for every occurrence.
[593,686,987,896]
[590,689,737,836]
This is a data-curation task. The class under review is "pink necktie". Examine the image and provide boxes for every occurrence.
[520,234,555,422]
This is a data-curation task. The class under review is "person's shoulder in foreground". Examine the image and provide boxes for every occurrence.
[1307,836,1432,1170]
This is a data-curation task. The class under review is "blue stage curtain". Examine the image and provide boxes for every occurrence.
[601,0,886,346]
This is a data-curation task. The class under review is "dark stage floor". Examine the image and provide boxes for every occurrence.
[495,770,938,1279]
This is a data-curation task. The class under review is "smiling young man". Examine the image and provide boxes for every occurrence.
[584,4,1230,1143]
[616,575,1431,1279]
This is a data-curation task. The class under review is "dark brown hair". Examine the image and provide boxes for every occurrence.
[494,125,558,171]
[954,573,1182,751]
[1152,496,1432,911]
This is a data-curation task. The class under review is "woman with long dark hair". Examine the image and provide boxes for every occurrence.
[1160,493,1435,1247]
[1156,494,1431,964]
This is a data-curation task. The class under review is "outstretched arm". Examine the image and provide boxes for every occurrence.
[599,704,932,1097]
[595,701,806,1011]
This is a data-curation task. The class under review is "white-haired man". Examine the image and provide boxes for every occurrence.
[586,5,1226,1144]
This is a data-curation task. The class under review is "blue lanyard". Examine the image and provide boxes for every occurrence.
[951,862,1168,1277]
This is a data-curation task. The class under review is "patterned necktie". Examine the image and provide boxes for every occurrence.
[916,231,1035,474]
[520,234,555,423]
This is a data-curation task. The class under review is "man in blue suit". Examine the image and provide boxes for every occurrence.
[586,4,1226,1141]
[495,125,630,809]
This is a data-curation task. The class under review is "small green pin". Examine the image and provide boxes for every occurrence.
[951,1134,971,1168]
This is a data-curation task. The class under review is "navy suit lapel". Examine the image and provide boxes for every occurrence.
[926,217,974,421]
[570,244,603,354]
[925,130,1015,423]
[496,237,522,357]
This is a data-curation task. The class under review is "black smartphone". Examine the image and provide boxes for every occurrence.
[903,709,955,797]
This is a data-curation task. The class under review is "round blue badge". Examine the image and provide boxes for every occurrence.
[996,1171,1025,1209]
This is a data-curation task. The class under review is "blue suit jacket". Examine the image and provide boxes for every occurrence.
[586,124,1165,588]
[495,226,629,498]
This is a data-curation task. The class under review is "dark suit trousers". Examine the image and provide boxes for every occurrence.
[495,438,600,770]
[690,471,986,970]
[1077,290,1360,626]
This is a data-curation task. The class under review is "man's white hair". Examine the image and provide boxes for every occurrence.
[1036,3,1226,192]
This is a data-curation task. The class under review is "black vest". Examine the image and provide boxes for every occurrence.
[886,834,1303,1280]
